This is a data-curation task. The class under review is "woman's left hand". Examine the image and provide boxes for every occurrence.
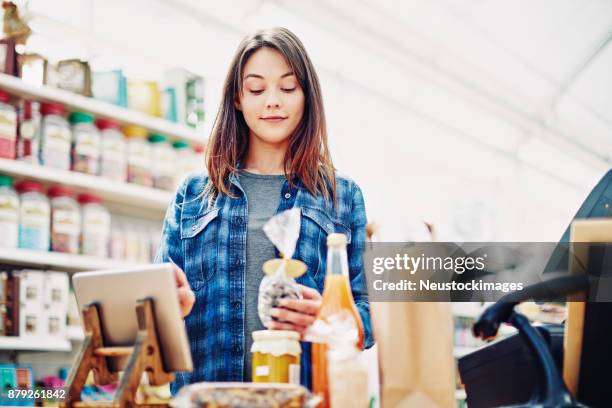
[267,284,322,337]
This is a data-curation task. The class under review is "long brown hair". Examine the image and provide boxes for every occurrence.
[205,27,336,203]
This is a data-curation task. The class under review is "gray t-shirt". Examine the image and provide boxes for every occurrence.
[238,170,286,380]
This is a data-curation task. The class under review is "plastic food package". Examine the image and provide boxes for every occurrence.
[258,208,307,326]
[170,382,320,408]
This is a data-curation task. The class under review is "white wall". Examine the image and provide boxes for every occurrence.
[22,0,609,242]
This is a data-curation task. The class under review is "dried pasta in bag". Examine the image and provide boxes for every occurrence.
[258,208,307,326]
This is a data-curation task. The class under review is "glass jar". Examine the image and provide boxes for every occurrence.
[148,134,176,191]
[0,90,17,159]
[15,180,50,251]
[78,193,110,258]
[0,175,19,248]
[123,125,152,187]
[251,330,301,384]
[18,101,42,164]
[70,111,101,175]
[48,186,80,254]
[97,118,127,182]
[40,102,71,170]
[172,140,191,185]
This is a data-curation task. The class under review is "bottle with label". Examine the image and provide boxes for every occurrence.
[0,175,19,248]
[15,180,50,251]
[17,101,42,164]
[123,125,152,187]
[78,193,110,258]
[312,233,364,408]
[40,102,71,170]
[0,90,17,159]
[70,111,101,175]
[48,186,80,254]
[148,133,176,190]
[97,118,127,182]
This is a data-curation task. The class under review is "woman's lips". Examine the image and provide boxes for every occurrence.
[261,116,287,123]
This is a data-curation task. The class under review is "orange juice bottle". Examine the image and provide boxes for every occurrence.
[312,233,364,408]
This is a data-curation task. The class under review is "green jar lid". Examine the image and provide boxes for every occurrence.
[69,111,95,124]
[0,175,13,187]
[172,140,190,149]
[148,134,168,143]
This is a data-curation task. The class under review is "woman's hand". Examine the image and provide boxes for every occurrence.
[172,263,195,317]
[267,284,322,337]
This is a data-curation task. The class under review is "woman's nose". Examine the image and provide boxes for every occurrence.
[265,90,281,108]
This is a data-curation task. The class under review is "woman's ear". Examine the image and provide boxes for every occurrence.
[234,95,242,111]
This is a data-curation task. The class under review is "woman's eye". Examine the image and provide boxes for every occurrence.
[249,89,264,95]
[281,88,296,93]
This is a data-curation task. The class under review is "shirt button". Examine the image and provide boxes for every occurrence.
[191,224,197,231]
[233,345,241,354]
[234,258,241,266]
[234,216,243,225]
[232,301,241,310]
[284,193,291,199]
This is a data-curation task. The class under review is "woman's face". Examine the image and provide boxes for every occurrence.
[236,47,305,145]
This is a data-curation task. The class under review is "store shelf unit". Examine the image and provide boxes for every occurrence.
[0,159,172,215]
[0,336,71,352]
[0,158,172,214]
[0,73,205,144]
[0,248,142,273]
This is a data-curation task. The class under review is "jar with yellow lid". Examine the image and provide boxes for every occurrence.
[251,330,301,384]
[123,125,152,187]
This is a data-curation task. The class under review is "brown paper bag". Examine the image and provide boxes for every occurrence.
[371,302,455,408]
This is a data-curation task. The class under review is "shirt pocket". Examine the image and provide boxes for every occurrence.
[180,207,220,290]
[297,206,351,290]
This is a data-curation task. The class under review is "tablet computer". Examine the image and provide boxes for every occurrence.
[72,263,193,373]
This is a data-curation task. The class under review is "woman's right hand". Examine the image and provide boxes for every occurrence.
[171,263,195,317]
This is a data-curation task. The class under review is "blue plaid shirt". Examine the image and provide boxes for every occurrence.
[154,171,374,394]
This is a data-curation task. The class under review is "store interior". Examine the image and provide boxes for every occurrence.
[0,1,611,407]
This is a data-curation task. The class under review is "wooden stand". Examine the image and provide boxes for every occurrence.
[60,298,174,408]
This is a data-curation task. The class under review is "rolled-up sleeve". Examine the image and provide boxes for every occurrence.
[347,181,375,349]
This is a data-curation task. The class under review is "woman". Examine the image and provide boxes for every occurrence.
[156,27,374,392]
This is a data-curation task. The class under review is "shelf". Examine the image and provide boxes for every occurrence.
[0,73,206,144]
[0,247,143,272]
[0,336,71,352]
[0,159,172,214]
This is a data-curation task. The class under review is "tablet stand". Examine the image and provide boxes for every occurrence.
[60,298,175,408]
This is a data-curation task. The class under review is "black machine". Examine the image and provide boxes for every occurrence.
[458,170,612,408]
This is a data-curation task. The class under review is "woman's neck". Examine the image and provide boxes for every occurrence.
[243,133,290,175]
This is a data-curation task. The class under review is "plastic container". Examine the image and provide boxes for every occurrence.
[0,90,17,159]
[40,102,71,170]
[48,185,80,254]
[149,134,176,190]
[70,112,101,175]
[78,193,110,258]
[0,175,19,248]
[251,330,301,384]
[123,125,152,187]
[172,140,193,185]
[97,118,127,182]
[18,101,42,164]
[15,180,50,251]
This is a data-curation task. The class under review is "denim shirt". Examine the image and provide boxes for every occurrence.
[154,171,375,394]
